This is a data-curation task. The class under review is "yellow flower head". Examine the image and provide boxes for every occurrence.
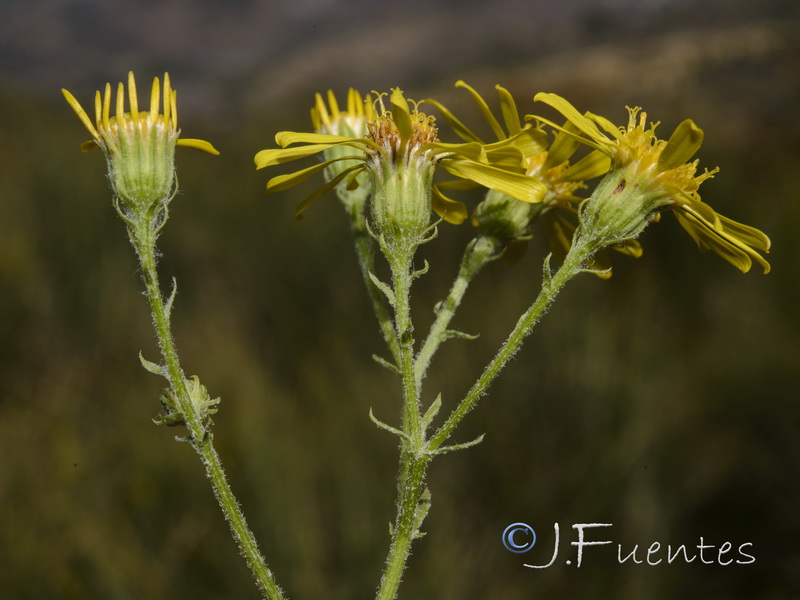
[62,71,219,156]
[429,82,633,276]
[533,93,771,274]
[311,88,376,138]
[62,72,218,216]
[255,87,545,226]
[366,91,440,167]
[307,89,376,212]
[525,123,642,275]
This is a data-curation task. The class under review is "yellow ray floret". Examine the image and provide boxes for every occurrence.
[532,93,770,273]
[62,71,219,156]
[256,87,546,223]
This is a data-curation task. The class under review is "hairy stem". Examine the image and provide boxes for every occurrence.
[348,200,402,365]
[414,235,500,388]
[376,452,429,600]
[428,237,593,451]
[376,240,428,600]
[133,226,285,600]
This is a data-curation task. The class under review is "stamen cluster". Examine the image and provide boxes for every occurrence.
[366,108,439,168]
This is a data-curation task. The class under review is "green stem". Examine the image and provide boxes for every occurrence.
[386,241,422,445]
[428,237,593,452]
[376,453,429,600]
[133,227,285,600]
[414,236,500,388]
[375,240,427,600]
[348,200,402,365]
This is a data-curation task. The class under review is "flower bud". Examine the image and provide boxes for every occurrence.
[472,188,543,245]
[369,154,436,245]
[105,109,180,216]
[366,90,439,246]
[577,165,673,251]
[311,89,375,213]
[63,72,218,227]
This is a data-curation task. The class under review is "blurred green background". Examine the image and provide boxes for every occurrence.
[1,0,799,598]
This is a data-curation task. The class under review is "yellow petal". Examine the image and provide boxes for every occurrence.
[115,82,124,120]
[94,90,102,126]
[128,71,138,120]
[611,238,643,258]
[674,209,770,274]
[425,140,484,160]
[150,76,160,120]
[164,74,174,124]
[545,121,583,168]
[79,140,100,153]
[563,150,611,181]
[266,155,362,193]
[659,119,704,171]
[326,90,340,120]
[682,197,770,251]
[434,179,481,191]
[586,112,622,140]
[442,157,547,204]
[276,130,373,149]
[456,80,506,140]
[347,88,361,118]
[502,128,547,162]
[425,98,483,143]
[390,88,413,141]
[584,253,614,279]
[293,165,363,218]
[716,212,771,252]
[312,92,329,131]
[432,186,468,224]
[533,93,611,152]
[169,89,178,128]
[495,84,522,136]
[61,88,100,140]
[479,144,527,169]
[102,83,111,131]
[176,138,220,155]
[255,144,335,169]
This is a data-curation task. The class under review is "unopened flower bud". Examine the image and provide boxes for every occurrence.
[63,71,218,227]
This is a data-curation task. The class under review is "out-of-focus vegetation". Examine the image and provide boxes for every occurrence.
[1,1,799,598]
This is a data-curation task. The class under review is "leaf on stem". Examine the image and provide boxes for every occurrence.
[368,271,396,307]
[372,354,400,375]
[412,259,430,281]
[541,253,554,287]
[164,277,178,318]
[139,351,166,377]
[369,408,410,441]
[442,329,479,341]
[425,433,485,456]
[421,394,442,430]
[412,488,432,540]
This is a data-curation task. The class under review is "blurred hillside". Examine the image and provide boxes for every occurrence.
[1,0,799,599]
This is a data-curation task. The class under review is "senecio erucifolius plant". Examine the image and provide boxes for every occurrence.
[64,71,771,600]
[62,72,285,600]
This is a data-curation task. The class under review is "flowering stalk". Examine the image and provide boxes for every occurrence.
[375,238,431,600]
[532,93,771,273]
[64,72,285,600]
[414,234,503,387]
[135,235,285,600]
[428,239,592,451]
[311,90,402,364]
[349,192,403,365]
[256,84,771,600]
